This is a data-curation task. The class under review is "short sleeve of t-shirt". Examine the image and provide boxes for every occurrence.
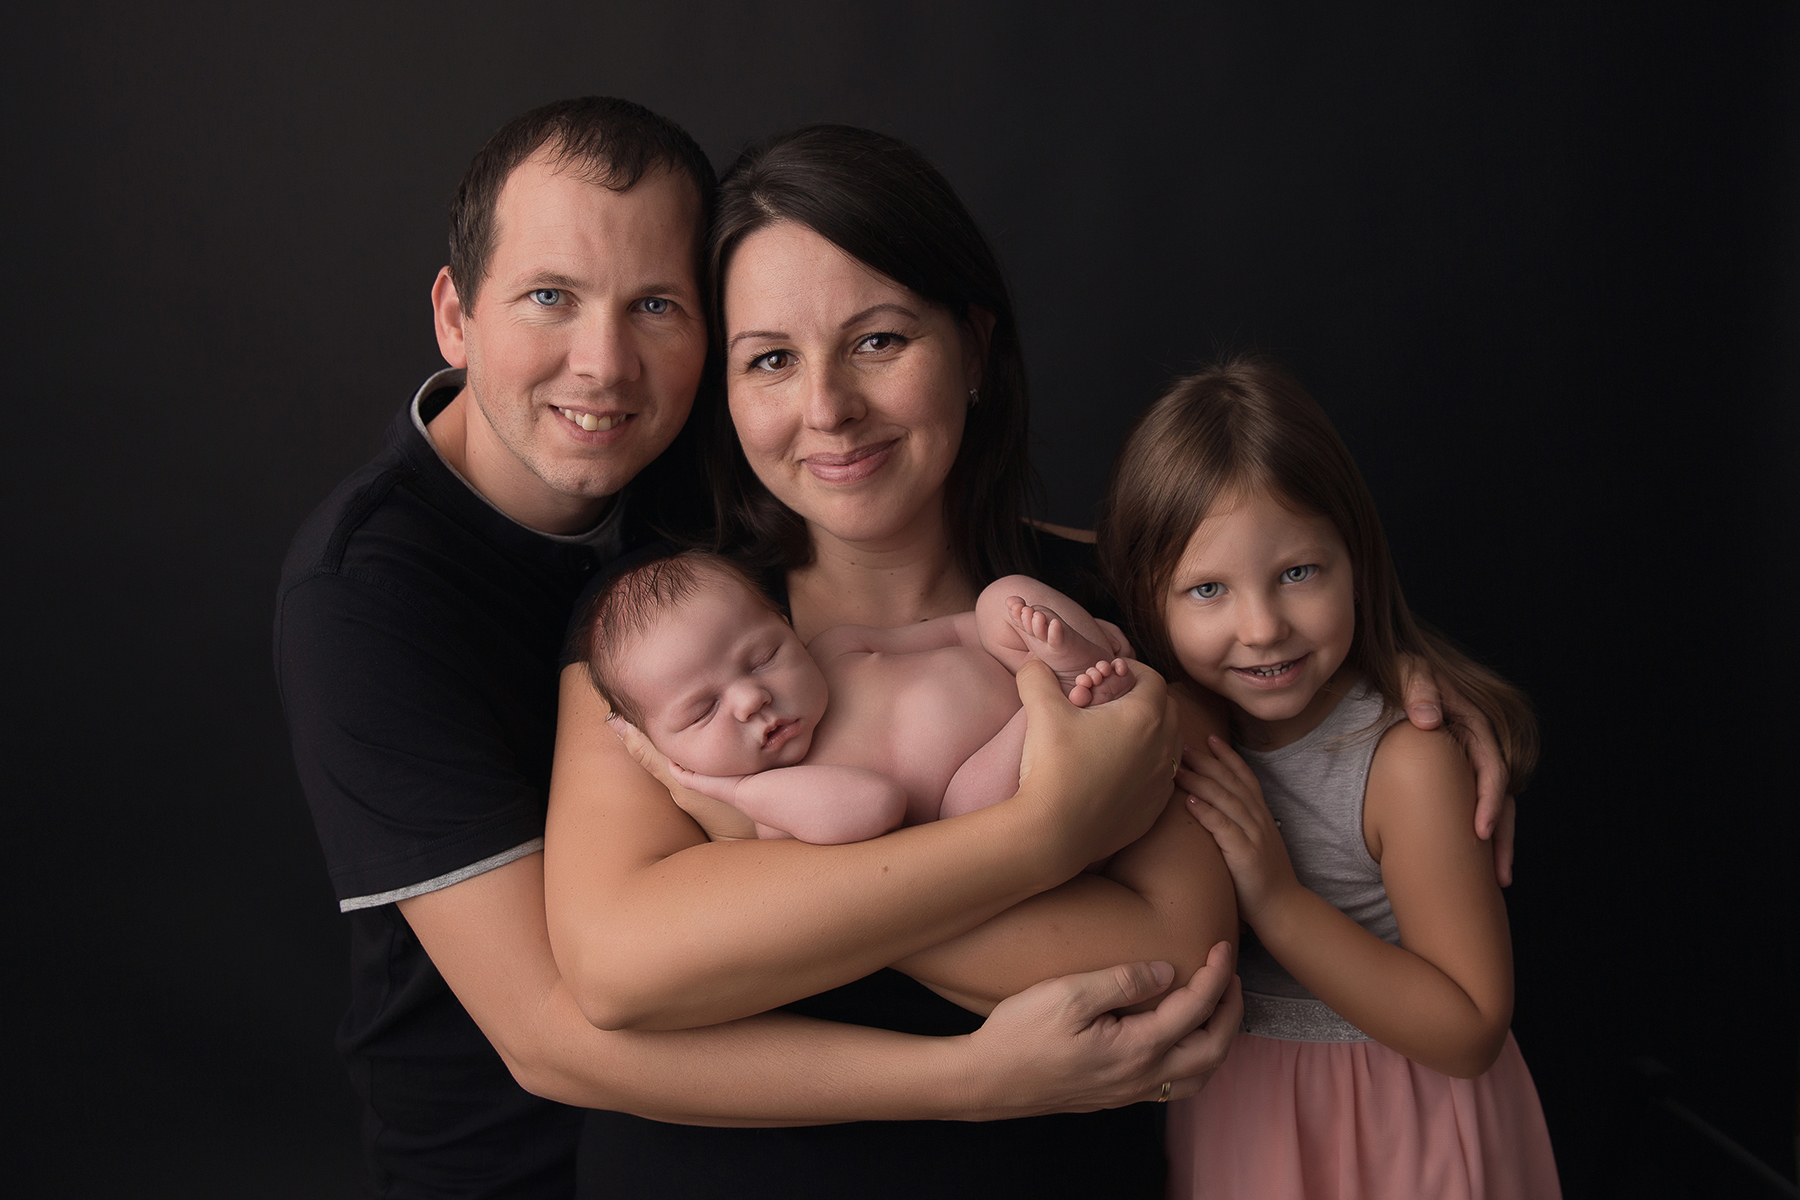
[278,567,554,908]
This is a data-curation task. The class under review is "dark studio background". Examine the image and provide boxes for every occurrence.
[12,2,1796,1195]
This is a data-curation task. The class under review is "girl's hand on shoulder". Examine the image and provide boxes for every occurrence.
[1180,736,1299,922]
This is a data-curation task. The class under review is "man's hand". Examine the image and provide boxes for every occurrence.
[962,941,1242,1116]
[1397,660,1517,885]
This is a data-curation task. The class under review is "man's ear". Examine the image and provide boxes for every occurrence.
[431,267,469,368]
[961,304,997,390]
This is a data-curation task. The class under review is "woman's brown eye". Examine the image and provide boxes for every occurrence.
[750,350,792,372]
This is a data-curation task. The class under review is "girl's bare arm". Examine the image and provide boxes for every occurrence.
[1189,725,1513,1077]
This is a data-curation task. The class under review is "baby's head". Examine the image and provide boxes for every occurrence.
[583,551,828,776]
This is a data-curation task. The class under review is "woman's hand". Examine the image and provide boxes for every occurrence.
[1014,657,1180,874]
[1398,660,1517,885]
[962,941,1243,1115]
[1181,736,1301,924]
[607,715,759,842]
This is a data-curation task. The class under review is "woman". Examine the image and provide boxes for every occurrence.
[545,125,1232,1197]
[544,126,1499,1196]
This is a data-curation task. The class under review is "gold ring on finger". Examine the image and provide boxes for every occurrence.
[1157,1081,1172,1103]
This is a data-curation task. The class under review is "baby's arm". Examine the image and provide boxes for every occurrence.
[1185,725,1513,1078]
[670,761,908,846]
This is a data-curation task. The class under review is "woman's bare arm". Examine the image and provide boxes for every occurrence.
[406,851,1243,1122]
[895,689,1237,1012]
[545,659,1180,1032]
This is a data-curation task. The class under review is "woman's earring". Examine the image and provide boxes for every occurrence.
[968,388,980,407]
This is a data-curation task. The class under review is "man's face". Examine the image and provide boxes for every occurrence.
[438,151,706,531]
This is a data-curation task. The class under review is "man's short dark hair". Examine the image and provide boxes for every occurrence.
[448,96,716,310]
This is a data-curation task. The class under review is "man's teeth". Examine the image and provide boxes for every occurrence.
[558,407,621,432]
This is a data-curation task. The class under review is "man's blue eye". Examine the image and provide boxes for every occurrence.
[1282,565,1318,584]
[530,289,563,306]
[1190,582,1223,600]
[641,297,671,315]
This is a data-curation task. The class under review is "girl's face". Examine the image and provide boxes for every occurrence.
[723,221,983,555]
[1163,488,1358,748]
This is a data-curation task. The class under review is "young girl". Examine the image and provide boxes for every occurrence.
[1098,358,1560,1199]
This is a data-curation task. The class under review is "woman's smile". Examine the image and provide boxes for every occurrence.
[801,438,900,483]
[723,222,975,550]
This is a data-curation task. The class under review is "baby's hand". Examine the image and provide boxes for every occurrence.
[1180,736,1301,924]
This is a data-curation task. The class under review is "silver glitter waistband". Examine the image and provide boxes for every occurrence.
[1240,991,1371,1043]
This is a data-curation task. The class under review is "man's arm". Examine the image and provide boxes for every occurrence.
[402,851,1243,1121]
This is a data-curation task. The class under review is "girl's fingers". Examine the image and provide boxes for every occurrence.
[1205,735,1264,794]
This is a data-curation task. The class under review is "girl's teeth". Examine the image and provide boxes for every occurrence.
[560,407,619,432]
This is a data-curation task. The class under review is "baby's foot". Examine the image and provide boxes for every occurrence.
[1006,596,1136,703]
[1069,657,1135,708]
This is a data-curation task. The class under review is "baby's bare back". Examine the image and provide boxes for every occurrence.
[807,644,1022,826]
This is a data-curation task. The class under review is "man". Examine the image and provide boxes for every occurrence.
[277,96,1238,1199]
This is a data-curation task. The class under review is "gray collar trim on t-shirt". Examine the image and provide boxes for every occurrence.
[408,368,625,550]
[338,838,545,912]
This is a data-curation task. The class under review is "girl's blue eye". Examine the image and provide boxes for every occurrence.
[529,288,563,306]
[1189,582,1223,601]
[1281,565,1318,584]
[640,297,671,315]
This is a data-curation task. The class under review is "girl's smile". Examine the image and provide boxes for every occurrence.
[1163,489,1357,750]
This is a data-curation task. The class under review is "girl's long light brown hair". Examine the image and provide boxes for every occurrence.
[1097,356,1538,790]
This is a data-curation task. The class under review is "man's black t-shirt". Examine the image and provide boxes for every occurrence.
[275,371,634,1198]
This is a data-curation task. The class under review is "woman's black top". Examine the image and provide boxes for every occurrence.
[575,531,1164,1199]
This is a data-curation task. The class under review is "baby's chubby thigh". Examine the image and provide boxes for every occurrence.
[821,645,1022,822]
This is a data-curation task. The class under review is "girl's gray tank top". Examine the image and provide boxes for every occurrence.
[1234,681,1402,1041]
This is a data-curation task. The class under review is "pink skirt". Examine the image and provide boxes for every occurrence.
[1167,1031,1561,1200]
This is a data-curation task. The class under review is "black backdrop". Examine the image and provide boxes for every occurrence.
[15,3,1797,1196]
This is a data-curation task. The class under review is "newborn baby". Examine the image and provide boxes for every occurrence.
[582,551,1134,843]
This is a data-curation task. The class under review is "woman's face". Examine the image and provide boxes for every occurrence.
[723,222,984,554]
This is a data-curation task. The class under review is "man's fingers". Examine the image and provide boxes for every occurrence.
[1493,795,1517,887]
[1463,713,1511,833]
[1115,942,1239,1096]
[1398,657,1445,729]
[1161,973,1244,1101]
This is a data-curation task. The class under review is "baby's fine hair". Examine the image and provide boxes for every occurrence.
[581,550,782,727]
[1097,356,1538,790]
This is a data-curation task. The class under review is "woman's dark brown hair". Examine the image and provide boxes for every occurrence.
[1097,356,1538,790]
[700,125,1038,586]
